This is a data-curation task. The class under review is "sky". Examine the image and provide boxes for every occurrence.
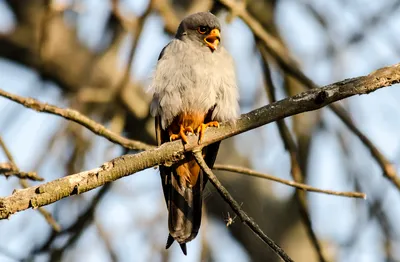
[1,0,400,261]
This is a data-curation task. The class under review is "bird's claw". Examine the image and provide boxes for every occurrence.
[169,125,194,144]
[196,121,219,143]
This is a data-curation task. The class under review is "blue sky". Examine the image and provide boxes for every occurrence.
[1,0,400,261]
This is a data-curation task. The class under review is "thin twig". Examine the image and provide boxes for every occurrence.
[0,162,43,181]
[0,136,60,231]
[218,0,399,192]
[0,136,14,162]
[0,63,398,219]
[193,150,294,262]
[213,164,366,199]
[0,89,153,151]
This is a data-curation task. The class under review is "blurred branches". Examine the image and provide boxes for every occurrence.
[219,0,399,192]
[260,44,326,262]
[1,0,400,261]
[1,63,399,258]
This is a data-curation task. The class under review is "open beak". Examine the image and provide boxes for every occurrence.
[204,28,220,51]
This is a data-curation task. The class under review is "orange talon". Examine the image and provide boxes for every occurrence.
[169,125,193,144]
[179,126,189,143]
[196,121,220,143]
[184,126,194,134]
[169,134,180,141]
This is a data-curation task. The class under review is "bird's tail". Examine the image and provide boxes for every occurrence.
[166,158,206,254]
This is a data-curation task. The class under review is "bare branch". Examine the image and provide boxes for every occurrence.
[0,63,398,219]
[193,151,294,262]
[259,45,327,262]
[0,162,43,181]
[20,179,62,232]
[0,136,60,231]
[218,0,399,192]
[0,89,154,151]
[213,164,366,199]
[0,137,43,181]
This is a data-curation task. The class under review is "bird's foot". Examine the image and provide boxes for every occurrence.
[196,121,219,143]
[169,125,194,144]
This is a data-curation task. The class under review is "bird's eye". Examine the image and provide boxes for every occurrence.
[197,26,207,34]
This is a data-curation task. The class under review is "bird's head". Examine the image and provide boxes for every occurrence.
[175,12,221,52]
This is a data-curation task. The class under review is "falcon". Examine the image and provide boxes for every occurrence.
[150,12,239,255]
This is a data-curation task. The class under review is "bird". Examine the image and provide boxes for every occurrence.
[150,12,239,255]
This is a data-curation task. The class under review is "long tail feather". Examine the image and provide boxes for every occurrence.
[168,165,204,244]
[160,137,220,255]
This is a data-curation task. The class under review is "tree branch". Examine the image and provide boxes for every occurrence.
[0,136,60,231]
[213,164,366,199]
[219,0,399,193]
[193,151,294,262]
[0,89,153,151]
[0,162,43,181]
[0,137,43,181]
[0,63,398,219]
[259,45,327,262]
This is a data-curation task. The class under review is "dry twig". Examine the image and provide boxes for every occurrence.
[0,162,43,181]
[193,150,294,262]
[0,89,153,151]
[213,164,366,199]
[0,136,60,231]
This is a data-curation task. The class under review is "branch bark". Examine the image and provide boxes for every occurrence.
[0,63,397,219]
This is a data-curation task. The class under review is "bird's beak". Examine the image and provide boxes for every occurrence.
[204,29,220,51]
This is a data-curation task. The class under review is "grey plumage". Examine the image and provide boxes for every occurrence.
[150,13,239,128]
[150,12,239,254]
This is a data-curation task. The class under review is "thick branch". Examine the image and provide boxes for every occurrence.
[0,63,398,219]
